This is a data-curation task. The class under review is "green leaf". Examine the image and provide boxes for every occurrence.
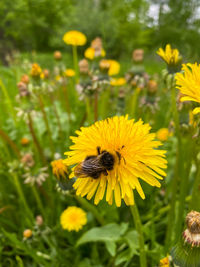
[105,241,116,256]
[124,230,139,256]
[16,256,24,267]
[77,223,128,246]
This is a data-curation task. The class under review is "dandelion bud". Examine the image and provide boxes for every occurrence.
[147,80,158,94]
[99,59,110,74]
[132,49,144,63]
[79,59,89,74]
[54,51,62,60]
[31,63,42,77]
[43,69,49,79]
[36,215,43,226]
[91,37,102,50]
[171,210,200,267]
[20,137,30,146]
[23,229,32,238]
[21,74,29,84]
[21,153,35,168]
[51,159,74,191]
[183,210,200,246]
[17,82,29,97]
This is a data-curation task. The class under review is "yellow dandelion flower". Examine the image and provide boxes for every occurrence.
[107,60,120,76]
[157,44,181,66]
[175,63,200,115]
[60,206,87,231]
[65,69,75,77]
[30,63,42,77]
[84,47,106,60]
[63,31,87,46]
[51,159,68,180]
[156,128,171,141]
[159,256,170,267]
[64,115,167,207]
[110,78,126,86]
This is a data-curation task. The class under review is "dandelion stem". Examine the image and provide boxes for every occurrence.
[38,95,55,156]
[0,79,17,125]
[174,136,193,243]
[190,156,200,212]
[27,113,46,165]
[31,185,46,218]
[12,173,33,223]
[62,82,71,118]
[72,45,79,82]
[94,89,98,121]
[0,128,21,159]
[165,77,182,249]
[50,94,63,140]
[130,204,147,267]
[86,97,93,124]
[129,89,139,118]
[74,195,105,225]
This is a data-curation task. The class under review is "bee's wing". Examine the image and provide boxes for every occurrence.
[74,157,104,178]
[74,163,89,178]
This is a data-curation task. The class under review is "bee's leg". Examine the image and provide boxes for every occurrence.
[103,170,108,176]
[97,146,101,155]
[116,151,121,164]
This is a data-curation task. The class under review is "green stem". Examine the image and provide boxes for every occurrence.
[130,204,147,267]
[165,77,182,249]
[173,136,193,243]
[62,82,71,118]
[72,45,79,82]
[0,79,17,125]
[85,97,93,124]
[12,173,33,223]
[50,94,63,141]
[38,95,55,156]
[94,89,98,122]
[74,195,105,225]
[0,128,21,159]
[27,113,47,165]
[129,89,139,118]
[190,157,200,212]
[31,185,46,218]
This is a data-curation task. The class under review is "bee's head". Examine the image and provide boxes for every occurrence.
[100,151,114,170]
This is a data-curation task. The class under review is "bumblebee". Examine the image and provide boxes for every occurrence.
[74,146,115,179]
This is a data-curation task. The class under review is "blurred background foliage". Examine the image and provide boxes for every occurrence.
[1,0,200,63]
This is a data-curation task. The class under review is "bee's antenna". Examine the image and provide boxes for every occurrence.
[97,146,101,155]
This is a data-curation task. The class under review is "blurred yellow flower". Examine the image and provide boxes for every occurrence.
[64,115,167,207]
[157,44,181,66]
[63,31,87,46]
[108,60,120,76]
[51,159,68,180]
[55,75,62,81]
[60,206,87,232]
[176,63,200,115]
[156,128,171,141]
[30,63,42,77]
[65,69,75,77]
[110,78,126,86]
[84,47,106,60]
[159,256,169,267]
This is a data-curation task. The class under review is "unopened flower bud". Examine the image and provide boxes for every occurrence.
[79,59,89,74]
[23,229,32,238]
[54,51,62,60]
[36,215,43,226]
